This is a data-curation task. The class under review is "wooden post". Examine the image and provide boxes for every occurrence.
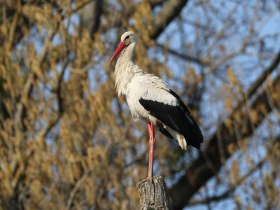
[136,176,172,210]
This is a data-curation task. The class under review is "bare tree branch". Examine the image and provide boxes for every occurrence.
[156,43,209,66]
[149,0,189,39]
[150,0,167,9]
[15,21,60,133]
[188,159,265,206]
[79,0,103,37]
[169,53,280,210]
[188,135,280,206]
[239,51,280,109]
[66,170,93,210]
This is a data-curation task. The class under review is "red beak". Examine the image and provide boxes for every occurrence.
[109,41,126,65]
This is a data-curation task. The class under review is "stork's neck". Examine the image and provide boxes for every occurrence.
[114,43,140,96]
[117,42,136,65]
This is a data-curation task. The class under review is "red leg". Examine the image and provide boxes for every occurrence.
[147,122,155,179]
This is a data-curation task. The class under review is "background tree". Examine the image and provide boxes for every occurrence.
[0,0,279,209]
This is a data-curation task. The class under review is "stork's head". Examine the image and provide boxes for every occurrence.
[109,31,136,65]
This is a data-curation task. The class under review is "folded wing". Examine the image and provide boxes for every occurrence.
[139,90,203,149]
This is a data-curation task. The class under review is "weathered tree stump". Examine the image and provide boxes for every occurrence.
[136,176,172,210]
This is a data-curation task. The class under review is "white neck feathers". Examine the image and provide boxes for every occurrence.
[114,43,138,96]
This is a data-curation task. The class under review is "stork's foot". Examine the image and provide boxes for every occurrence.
[143,175,154,183]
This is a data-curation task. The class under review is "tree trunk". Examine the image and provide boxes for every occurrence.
[137,176,172,210]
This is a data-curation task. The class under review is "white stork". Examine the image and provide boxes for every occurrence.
[109,31,203,179]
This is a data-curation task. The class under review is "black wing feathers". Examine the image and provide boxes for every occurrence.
[139,90,203,149]
[168,89,190,114]
[158,123,173,139]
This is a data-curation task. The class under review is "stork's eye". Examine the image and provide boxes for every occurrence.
[124,35,131,45]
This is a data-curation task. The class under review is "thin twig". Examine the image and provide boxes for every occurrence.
[156,43,208,66]
[187,160,264,206]
[188,136,280,206]
[66,170,92,210]
[15,21,60,134]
